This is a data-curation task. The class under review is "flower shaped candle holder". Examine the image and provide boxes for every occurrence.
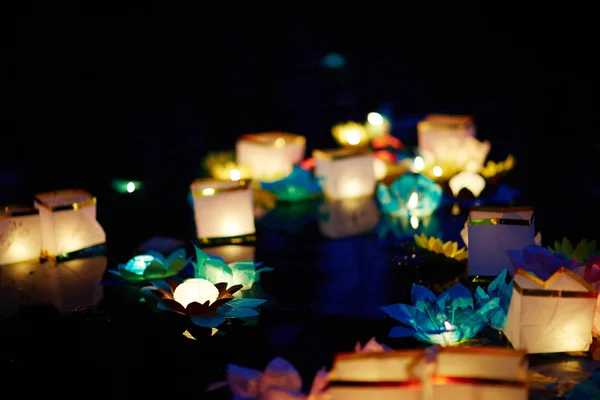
[506,245,577,280]
[313,148,375,200]
[141,278,265,328]
[0,206,41,265]
[480,154,516,181]
[190,179,255,244]
[549,237,598,265]
[236,132,306,182]
[34,189,106,259]
[109,248,188,282]
[381,283,498,345]
[203,151,252,182]
[420,136,491,182]
[258,166,322,202]
[474,269,513,330]
[448,171,486,200]
[332,121,371,148]
[414,234,468,261]
[377,174,443,218]
[417,114,476,154]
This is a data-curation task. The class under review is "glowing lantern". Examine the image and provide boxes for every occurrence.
[327,350,425,399]
[236,132,306,182]
[467,207,535,277]
[190,179,255,243]
[448,171,486,198]
[429,346,528,399]
[377,174,443,218]
[332,122,371,147]
[319,196,380,239]
[111,179,142,194]
[504,268,598,354]
[34,189,106,258]
[417,114,476,153]
[172,278,220,308]
[0,206,42,265]
[313,148,375,200]
[365,112,390,138]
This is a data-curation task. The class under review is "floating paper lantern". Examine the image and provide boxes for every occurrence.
[429,346,528,399]
[319,196,380,239]
[327,350,425,399]
[503,268,598,354]
[0,206,42,265]
[377,174,443,217]
[313,148,375,200]
[34,189,106,259]
[331,122,371,148]
[236,132,306,182]
[190,179,255,243]
[467,207,535,277]
[448,171,486,198]
[417,114,476,153]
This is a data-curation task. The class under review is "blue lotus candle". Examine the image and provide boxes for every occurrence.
[109,248,188,282]
[474,269,513,330]
[377,173,443,217]
[258,166,322,202]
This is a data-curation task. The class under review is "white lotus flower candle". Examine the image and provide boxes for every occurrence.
[448,171,486,198]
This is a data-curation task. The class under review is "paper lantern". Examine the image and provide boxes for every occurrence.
[201,245,255,264]
[331,122,371,148]
[313,148,375,200]
[319,196,380,239]
[417,114,475,153]
[327,350,425,400]
[429,346,528,399]
[448,171,486,198]
[34,189,106,258]
[172,278,220,308]
[190,179,256,243]
[467,207,535,277]
[503,268,597,354]
[236,132,306,181]
[0,206,42,265]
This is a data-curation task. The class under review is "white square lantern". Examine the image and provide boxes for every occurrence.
[313,148,375,200]
[417,114,476,154]
[236,132,306,182]
[467,207,535,277]
[190,179,255,243]
[319,196,380,239]
[503,268,597,354]
[328,350,425,400]
[0,206,42,265]
[429,346,528,400]
[34,189,106,258]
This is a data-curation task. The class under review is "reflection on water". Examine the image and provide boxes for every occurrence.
[0,256,106,316]
[376,213,442,240]
[201,245,256,263]
[318,196,380,239]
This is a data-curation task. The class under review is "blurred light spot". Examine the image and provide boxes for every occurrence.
[322,53,346,69]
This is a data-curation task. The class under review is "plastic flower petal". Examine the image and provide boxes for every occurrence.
[109,248,188,282]
[549,237,598,264]
[474,269,513,330]
[259,166,322,202]
[414,233,468,261]
[506,245,578,280]
[377,174,442,217]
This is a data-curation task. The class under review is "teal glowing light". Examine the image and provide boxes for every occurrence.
[377,173,443,217]
[381,283,498,345]
[124,255,155,275]
[112,179,142,194]
[322,52,346,69]
[259,166,322,202]
[474,269,513,330]
[109,248,188,281]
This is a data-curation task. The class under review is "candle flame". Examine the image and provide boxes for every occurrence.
[407,192,419,209]
[347,130,360,145]
[413,156,424,172]
[229,169,241,181]
[202,188,215,196]
[433,165,443,177]
[444,321,453,330]
[410,215,419,229]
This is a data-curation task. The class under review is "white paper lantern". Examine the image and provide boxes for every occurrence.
[319,196,380,239]
[236,132,306,182]
[34,189,106,258]
[417,114,476,153]
[0,206,42,265]
[448,171,486,198]
[190,179,255,243]
[428,346,528,399]
[313,148,375,200]
[503,268,597,354]
[328,350,425,400]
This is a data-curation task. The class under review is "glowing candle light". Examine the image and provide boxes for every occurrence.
[407,192,419,209]
[413,156,425,172]
[173,278,219,308]
[433,166,443,177]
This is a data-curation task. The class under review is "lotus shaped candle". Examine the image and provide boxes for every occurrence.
[207,357,328,400]
[381,283,498,345]
[507,245,578,280]
[549,237,598,265]
[109,248,188,282]
[448,170,486,198]
[480,154,515,179]
[421,136,491,181]
[377,174,443,217]
[203,151,252,181]
[474,269,513,330]
[259,166,322,202]
[141,278,265,328]
[332,121,371,147]
[414,233,468,261]
[354,337,392,352]
[193,246,273,290]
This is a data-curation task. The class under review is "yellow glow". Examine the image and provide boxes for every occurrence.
[449,171,486,198]
[410,216,419,229]
[229,169,241,181]
[126,182,135,193]
[274,137,286,148]
[367,112,384,126]
[202,188,215,196]
[222,220,240,236]
[339,178,364,198]
[373,158,388,180]
[433,166,443,177]
[347,130,360,145]
[173,278,219,308]
[407,192,419,209]
[413,156,424,172]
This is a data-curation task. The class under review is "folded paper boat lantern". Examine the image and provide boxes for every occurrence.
[236,132,306,182]
[190,179,255,243]
[429,346,528,400]
[503,268,598,354]
[313,148,375,200]
[417,114,476,153]
[0,206,42,265]
[319,196,380,239]
[467,207,535,277]
[327,350,425,400]
[34,190,106,258]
